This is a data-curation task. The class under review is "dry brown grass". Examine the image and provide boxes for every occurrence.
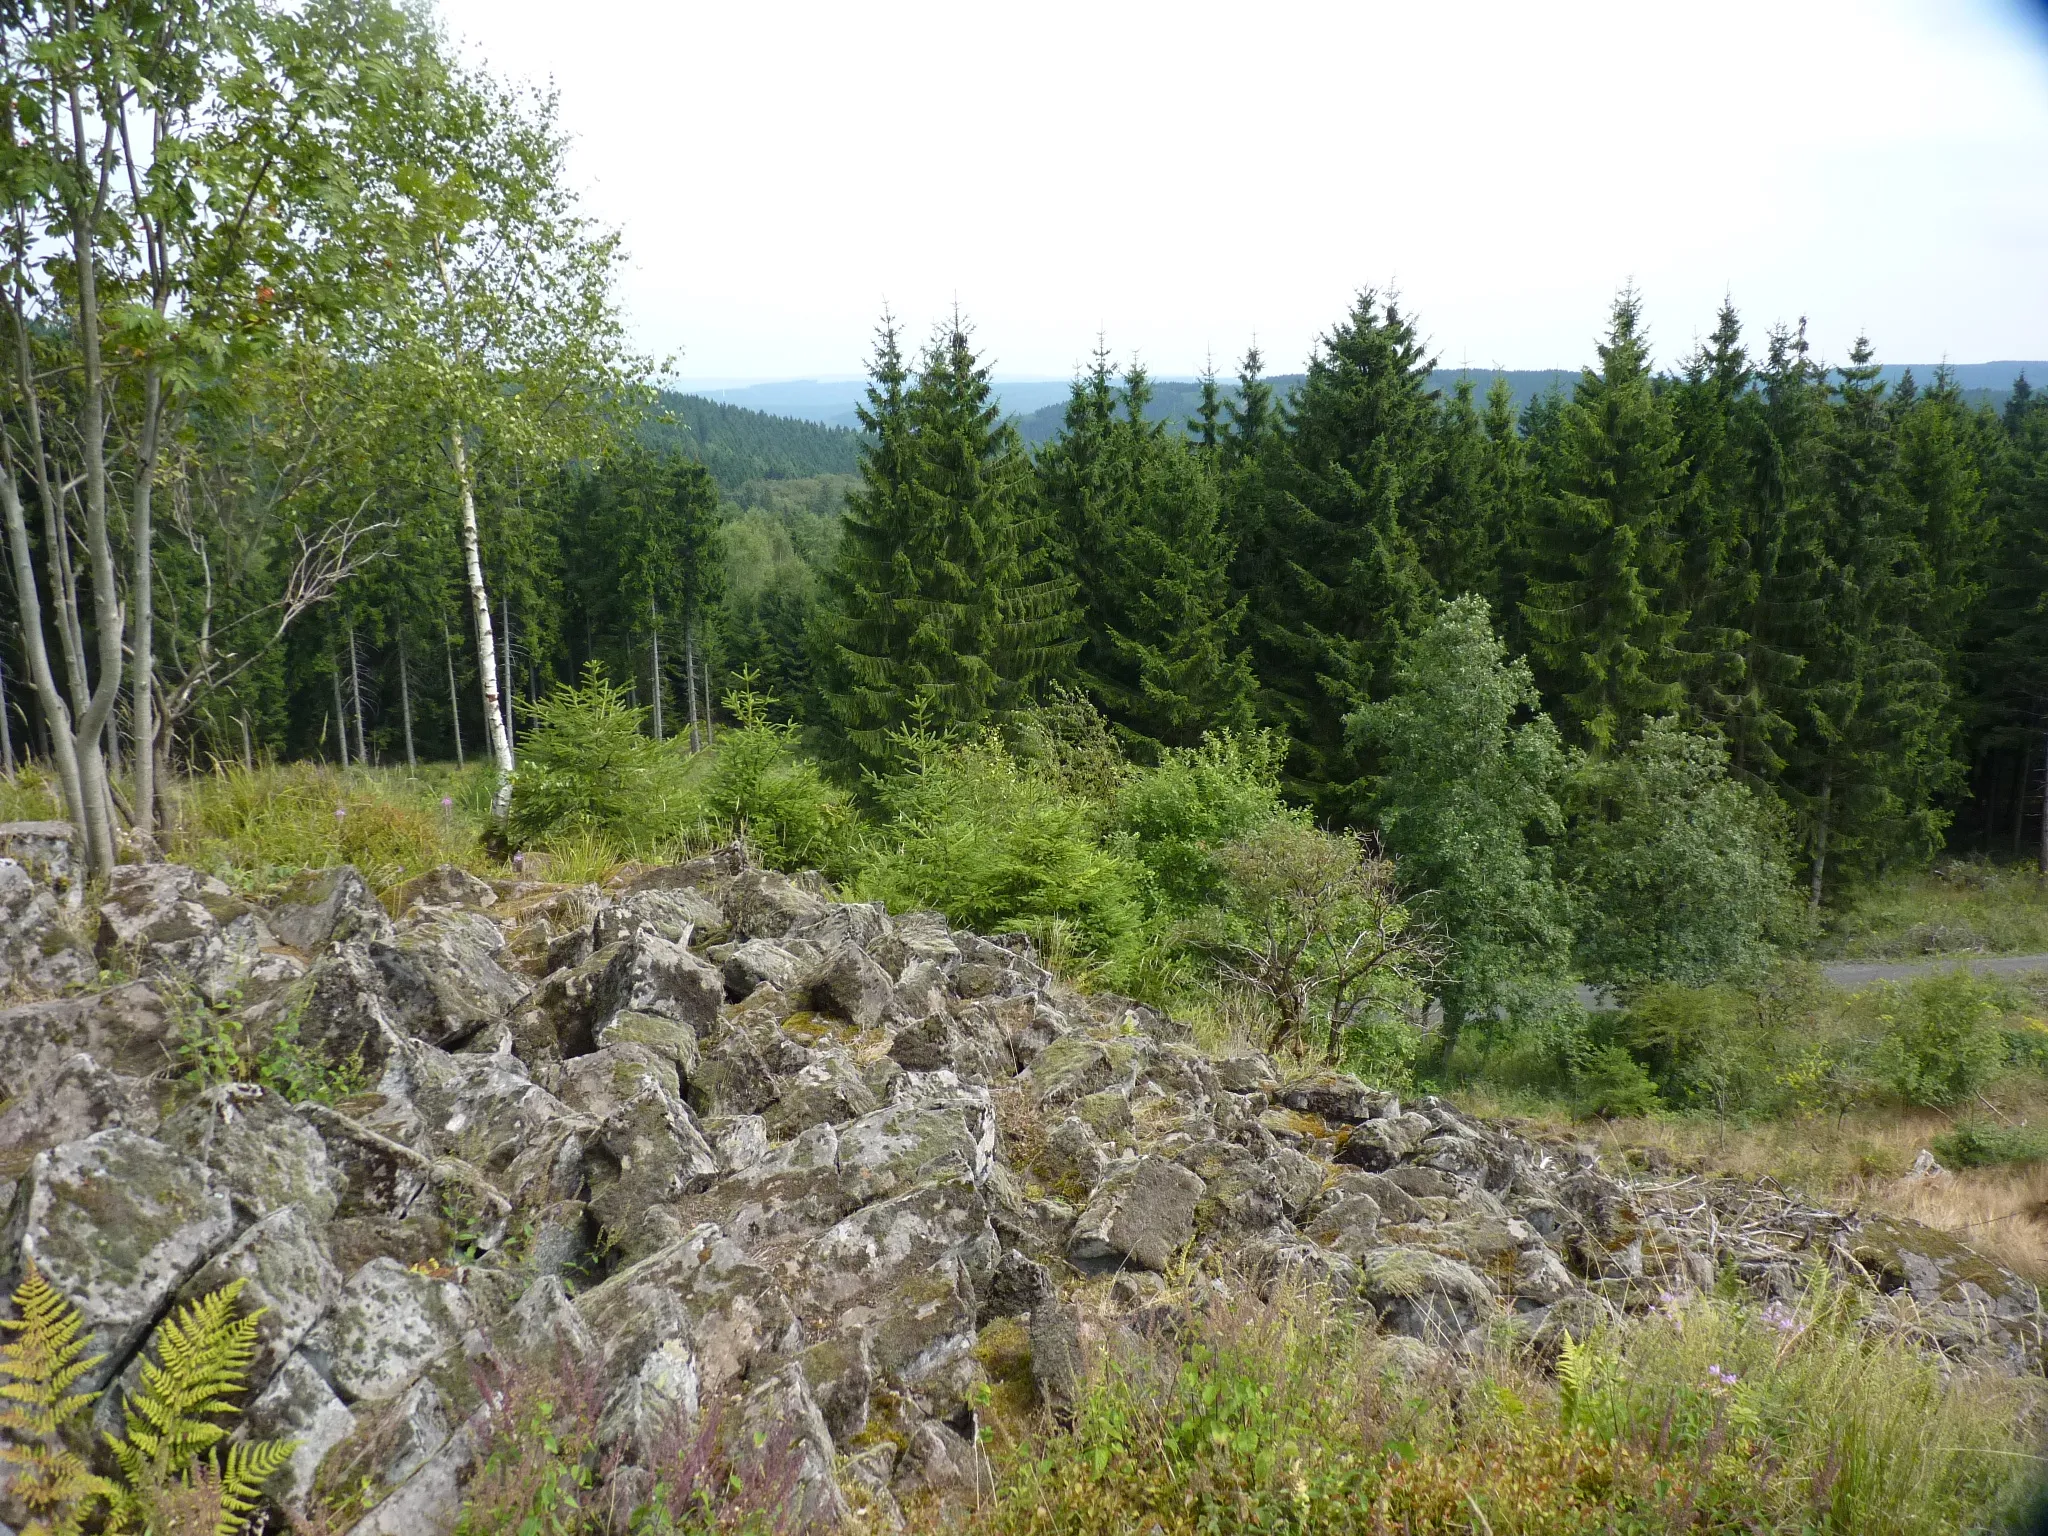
[1571,1090,2048,1284]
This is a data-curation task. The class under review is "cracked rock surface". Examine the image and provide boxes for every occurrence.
[1,851,2041,1532]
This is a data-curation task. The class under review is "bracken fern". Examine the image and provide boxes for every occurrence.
[0,1262,118,1536]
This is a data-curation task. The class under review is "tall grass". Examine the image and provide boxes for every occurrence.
[0,764,63,821]
[937,1272,2040,1536]
[162,762,492,894]
[1821,859,2048,959]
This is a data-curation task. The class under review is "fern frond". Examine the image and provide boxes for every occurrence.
[0,1263,115,1536]
[211,1437,298,1536]
[0,1262,104,1439]
[117,1279,268,1469]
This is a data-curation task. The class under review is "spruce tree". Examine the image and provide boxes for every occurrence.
[1788,337,1962,903]
[1038,359,1256,757]
[1519,290,1686,751]
[816,314,1073,778]
[1250,291,1437,816]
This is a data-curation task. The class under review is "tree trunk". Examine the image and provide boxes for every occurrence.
[348,623,369,765]
[130,367,163,836]
[1809,771,1832,911]
[0,649,14,776]
[239,713,253,771]
[399,637,417,771]
[450,421,515,817]
[2038,729,2047,877]
[699,623,715,748]
[443,621,465,768]
[0,471,87,842]
[649,597,663,741]
[684,620,700,753]
[332,661,350,768]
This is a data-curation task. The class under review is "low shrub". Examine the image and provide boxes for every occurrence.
[697,687,853,879]
[855,731,1144,970]
[1932,1119,2048,1169]
[1873,969,2010,1108]
[509,667,695,852]
[942,1270,2036,1536]
[1107,731,1288,917]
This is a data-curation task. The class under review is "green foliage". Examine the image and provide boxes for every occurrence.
[1572,1044,1664,1119]
[698,684,852,877]
[961,1271,2032,1536]
[645,391,861,487]
[509,667,692,851]
[854,729,1142,968]
[1107,731,1287,917]
[0,1263,117,1536]
[173,980,368,1106]
[1519,290,1688,751]
[168,762,486,892]
[815,317,1075,780]
[0,1273,300,1536]
[1350,595,1572,1047]
[1931,1119,2048,1169]
[1871,969,2010,1107]
[1560,716,1801,988]
[1201,818,1435,1065]
[1037,357,1257,759]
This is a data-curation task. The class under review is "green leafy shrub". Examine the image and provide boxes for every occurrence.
[1201,818,1436,1066]
[1872,969,2009,1108]
[1107,731,1287,917]
[1560,716,1801,989]
[1573,1044,1664,1118]
[509,667,694,852]
[855,730,1143,968]
[1932,1120,2048,1169]
[698,685,853,877]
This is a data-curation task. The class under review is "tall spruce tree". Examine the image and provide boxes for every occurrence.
[1250,292,1437,816]
[1039,360,1254,757]
[816,314,1073,778]
[1789,338,1961,904]
[1520,290,1686,752]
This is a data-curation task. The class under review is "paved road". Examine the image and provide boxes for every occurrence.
[1817,952,2048,990]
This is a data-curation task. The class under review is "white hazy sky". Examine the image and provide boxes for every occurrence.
[432,0,2048,383]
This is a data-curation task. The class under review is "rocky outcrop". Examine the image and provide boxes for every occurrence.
[0,851,2041,1533]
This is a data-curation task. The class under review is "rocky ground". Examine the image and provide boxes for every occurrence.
[0,827,2041,1532]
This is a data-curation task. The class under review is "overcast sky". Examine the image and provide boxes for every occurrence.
[433,0,2048,383]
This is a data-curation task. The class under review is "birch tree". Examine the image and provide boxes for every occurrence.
[329,22,644,819]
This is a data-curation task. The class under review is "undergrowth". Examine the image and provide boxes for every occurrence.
[942,1272,2039,1536]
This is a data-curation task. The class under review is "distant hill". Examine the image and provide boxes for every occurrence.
[691,363,2048,452]
[643,390,861,487]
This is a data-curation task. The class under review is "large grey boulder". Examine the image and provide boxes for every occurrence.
[371,906,527,1047]
[269,864,396,951]
[96,862,277,1004]
[179,1203,342,1396]
[722,1364,850,1529]
[0,1052,158,1165]
[245,1352,358,1509]
[1,1129,237,1388]
[1068,1155,1204,1274]
[722,937,804,1000]
[0,855,92,995]
[724,868,832,941]
[586,1078,721,1244]
[1355,1246,1498,1346]
[0,982,172,1094]
[597,930,724,1039]
[156,1086,339,1222]
[302,1256,475,1404]
[0,820,76,888]
[792,1175,997,1423]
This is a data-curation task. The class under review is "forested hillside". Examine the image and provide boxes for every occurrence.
[642,390,861,486]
